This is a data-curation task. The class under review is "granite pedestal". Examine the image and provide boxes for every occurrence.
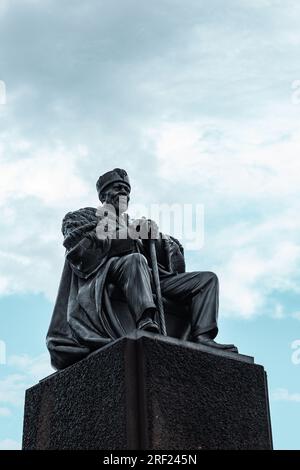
[23,332,272,450]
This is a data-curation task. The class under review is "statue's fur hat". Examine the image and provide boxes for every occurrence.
[96,168,131,196]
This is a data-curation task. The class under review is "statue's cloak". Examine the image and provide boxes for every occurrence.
[46,207,185,370]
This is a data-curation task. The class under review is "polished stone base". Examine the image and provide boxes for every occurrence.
[22,332,272,450]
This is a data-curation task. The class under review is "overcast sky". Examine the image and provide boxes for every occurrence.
[1,0,300,449]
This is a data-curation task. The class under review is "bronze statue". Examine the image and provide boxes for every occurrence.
[47,168,238,369]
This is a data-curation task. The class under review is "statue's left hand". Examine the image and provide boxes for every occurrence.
[147,219,159,239]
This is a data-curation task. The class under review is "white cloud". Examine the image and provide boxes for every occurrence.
[0,0,8,16]
[185,207,300,318]
[272,388,300,402]
[218,241,300,318]
[8,353,53,380]
[0,0,300,313]
[0,354,53,450]
[0,374,28,407]
[151,114,300,201]
[272,304,285,320]
[0,438,20,450]
[0,136,95,299]
[0,407,11,416]
[0,353,53,408]
[0,139,90,208]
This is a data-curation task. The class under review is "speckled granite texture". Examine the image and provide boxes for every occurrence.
[23,332,272,450]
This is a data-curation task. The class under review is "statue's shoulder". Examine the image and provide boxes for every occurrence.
[164,234,184,256]
[163,234,185,273]
[62,207,98,239]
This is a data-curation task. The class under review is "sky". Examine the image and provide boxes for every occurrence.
[0,0,300,450]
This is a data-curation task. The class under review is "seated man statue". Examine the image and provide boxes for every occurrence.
[47,168,238,370]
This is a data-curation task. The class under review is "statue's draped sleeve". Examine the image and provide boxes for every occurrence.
[46,208,114,369]
[65,231,110,278]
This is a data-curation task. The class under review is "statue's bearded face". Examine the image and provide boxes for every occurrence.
[102,182,130,214]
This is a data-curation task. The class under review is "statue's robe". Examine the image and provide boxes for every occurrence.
[46,207,185,370]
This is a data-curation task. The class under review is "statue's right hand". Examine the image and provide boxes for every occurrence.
[131,217,159,239]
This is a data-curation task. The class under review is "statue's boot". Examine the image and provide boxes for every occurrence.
[137,318,160,333]
[137,308,160,334]
[193,334,238,353]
